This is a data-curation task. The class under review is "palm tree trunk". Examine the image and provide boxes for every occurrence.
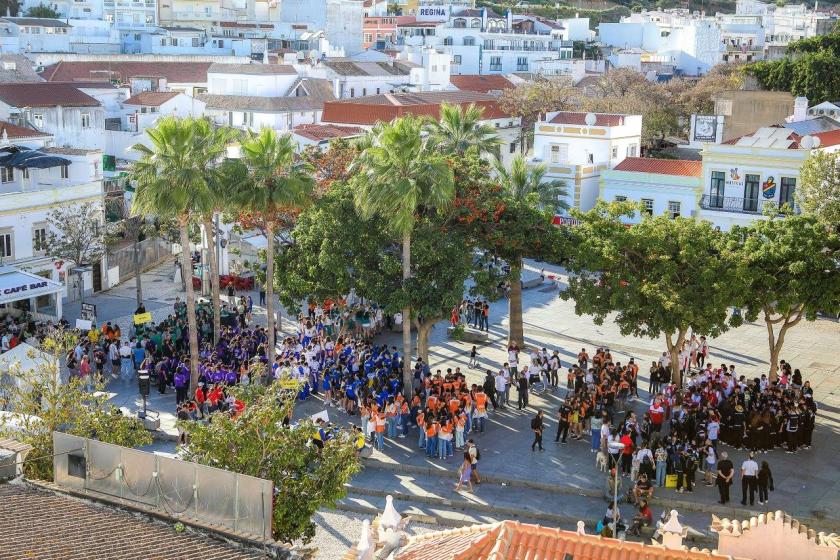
[402,232,412,397]
[133,239,143,307]
[508,261,524,347]
[203,217,221,345]
[265,225,276,384]
[179,218,200,397]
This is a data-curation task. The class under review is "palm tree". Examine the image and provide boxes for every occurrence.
[131,117,217,396]
[353,116,455,394]
[236,128,315,378]
[427,103,500,157]
[190,120,240,344]
[494,155,569,347]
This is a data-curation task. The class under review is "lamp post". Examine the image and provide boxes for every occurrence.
[608,440,626,537]
[137,369,150,419]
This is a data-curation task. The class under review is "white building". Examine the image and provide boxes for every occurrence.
[737,0,837,46]
[0,17,73,53]
[275,0,364,55]
[599,157,703,223]
[0,141,106,306]
[716,13,765,62]
[598,11,721,75]
[199,63,335,131]
[397,7,574,76]
[531,111,643,212]
[0,83,108,151]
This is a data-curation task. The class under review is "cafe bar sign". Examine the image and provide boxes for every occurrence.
[3,280,49,296]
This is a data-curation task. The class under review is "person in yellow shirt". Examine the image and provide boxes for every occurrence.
[87,324,100,346]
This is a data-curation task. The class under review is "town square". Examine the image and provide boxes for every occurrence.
[1,2,840,559]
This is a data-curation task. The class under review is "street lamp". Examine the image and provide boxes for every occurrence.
[608,440,626,537]
[137,369,150,419]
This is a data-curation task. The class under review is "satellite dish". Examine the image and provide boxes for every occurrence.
[584,112,597,126]
[812,136,821,148]
[800,135,814,149]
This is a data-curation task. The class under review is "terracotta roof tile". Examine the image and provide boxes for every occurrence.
[293,124,364,141]
[0,483,273,559]
[321,91,509,125]
[39,61,213,84]
[395,521,733,560]
[450,75,515,93]
[123,90,180,106]
[812,128,840,147]
[549,111,627,126]
[0,82,99,108]
[613,157,702,177]
[0,120,51,139]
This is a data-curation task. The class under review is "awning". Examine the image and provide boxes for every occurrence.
[0,266,63,306]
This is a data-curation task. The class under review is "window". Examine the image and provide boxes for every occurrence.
[453,54,462,64]
[443,36,453,46]
[667,201,681,219]
[0,230,12,259]
[1,166,13,183]
[509,141,517,154]
[22,168,29,179]
[489,56,502,71]
[626,144,638,157]
[614,195,627,202]
[32,113,43,128]
[517,57,528,71]
[81,113,91,128]
[610,146,618,159]
[641,198,654,215]
[364,33,372,43]
[463,37,475,46]
[709,171,725,207]
[349,88,355,97]
[32,224,47,253]
[191,37,200,47]
[550,143,568,163]
[60,164,69,179]
[780,177,796,206]
[744,174,760,211]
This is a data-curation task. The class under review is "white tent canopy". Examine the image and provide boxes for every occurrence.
[0,266,63,318]
[0,342,56,376]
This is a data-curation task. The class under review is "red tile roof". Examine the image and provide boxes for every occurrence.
[394,521,731,560]
[449,74,515,93]
[0,483,273,560]
[321,91,509,125]
[613,157,702,177]
[549,111,627,126]
[0,82,99,107]
[39,61,213,84]
[0,120,51,139]
[293,124,364,141]
[123,90,180,106]
[812,128,840,147]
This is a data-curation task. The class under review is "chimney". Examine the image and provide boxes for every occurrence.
[792,96,809,122]
[660,510,687,550]
[332,78,341,99]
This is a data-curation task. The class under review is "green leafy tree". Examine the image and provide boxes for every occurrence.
[0,330,151,481]
[178,383,360,544]
[798,150,840,229]
[498,76,580,150]
[747,32,840,103]
[25,2,59,17]
[232,128,315,375]
[491,155,568,346]
[726,216,840,380]
[426,103,501,157]
[352,116,455,392]
[562,202,740,384]
[131,117,223,396]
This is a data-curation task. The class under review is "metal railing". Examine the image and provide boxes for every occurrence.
[700,195,799,214]
[107,237,176,282]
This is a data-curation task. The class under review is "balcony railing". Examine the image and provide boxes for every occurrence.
[700,195,800,215]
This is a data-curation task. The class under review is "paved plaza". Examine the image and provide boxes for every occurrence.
[76,259,840,555]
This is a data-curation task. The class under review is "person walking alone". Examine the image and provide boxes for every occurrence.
[740,452,759,506]
[455,452,473,493]
[757,460,774,505]
[716,451,734,504]
[531,410,545,452]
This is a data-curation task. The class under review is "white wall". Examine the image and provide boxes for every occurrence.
[600,170,700,223]
[208,71,298,97]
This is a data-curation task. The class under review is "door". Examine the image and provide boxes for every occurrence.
[744,174,760,212]
[92,260,103,293]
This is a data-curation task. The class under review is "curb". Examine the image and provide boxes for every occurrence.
[334,493,719,547]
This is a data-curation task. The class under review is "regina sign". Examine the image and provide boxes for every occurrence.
[417,6,449,20]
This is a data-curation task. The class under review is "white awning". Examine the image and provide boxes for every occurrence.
[0,266,63,306]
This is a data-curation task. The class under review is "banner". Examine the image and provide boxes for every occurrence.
[133,312,152,325]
